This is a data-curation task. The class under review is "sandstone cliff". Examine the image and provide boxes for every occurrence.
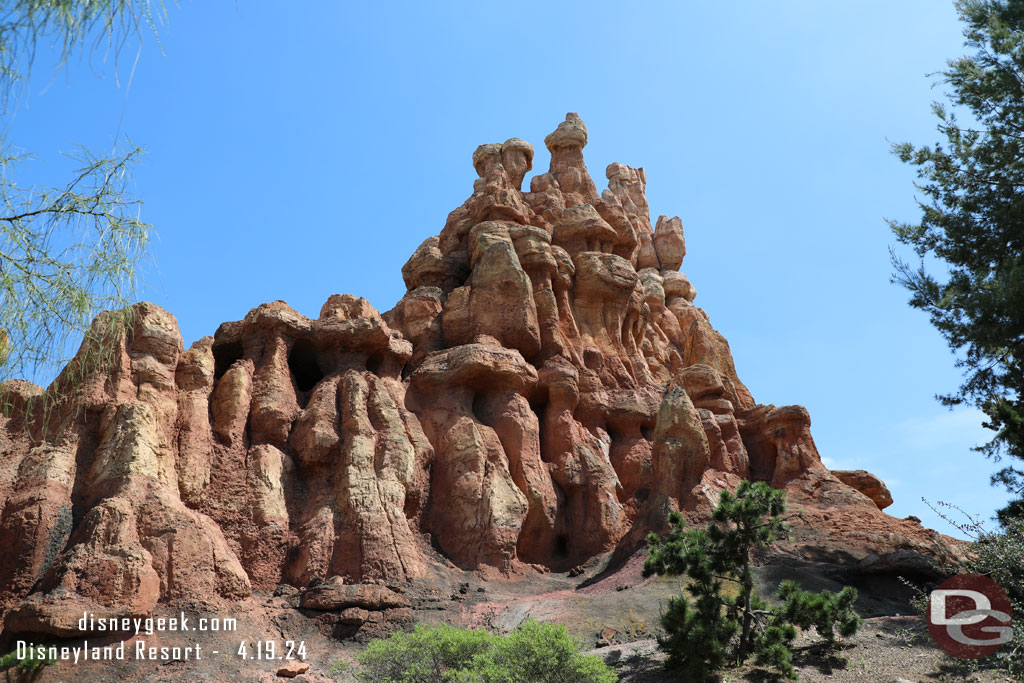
[0,114,958,638]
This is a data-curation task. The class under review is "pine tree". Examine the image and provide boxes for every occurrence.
[889,0,1024,523]
[643,480,861,680]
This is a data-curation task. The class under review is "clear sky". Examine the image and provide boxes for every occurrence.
[10,1,1012,537]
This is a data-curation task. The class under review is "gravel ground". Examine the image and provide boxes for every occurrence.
[596,616,1017,683]
[5,551,1019,683]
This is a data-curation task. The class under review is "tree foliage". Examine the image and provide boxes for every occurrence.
[0,1,164,386]
[889,0,1024,523]
[775,581,861,646]
[643,481,861,680]
[0,645,55,674]
[354,621,617,683]
[0,145,149,380]
[0,1,164,104]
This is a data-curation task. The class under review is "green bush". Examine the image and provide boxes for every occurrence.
[643,480,860,680]
[357,623,493,682]
[971,518,1024,676]
[355,620,617,683]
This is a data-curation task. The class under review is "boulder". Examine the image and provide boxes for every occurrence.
[833,469,894,510]
[300,584,410,611]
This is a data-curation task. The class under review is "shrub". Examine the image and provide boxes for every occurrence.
[357,623,494,682]
[968,517,1024,676]
[919,502,1024,677]
[471,620,617,683]
[643,480,860,680]
[356,620,617,683]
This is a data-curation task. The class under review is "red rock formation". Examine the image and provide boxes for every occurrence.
[0,114,960,638]
[833,469,894,510]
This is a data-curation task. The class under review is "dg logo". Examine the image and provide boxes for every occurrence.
[928,573,1014,659]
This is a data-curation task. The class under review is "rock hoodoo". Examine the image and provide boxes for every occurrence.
[0,114,958,638]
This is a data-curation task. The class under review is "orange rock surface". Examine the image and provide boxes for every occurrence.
[0,114,960,638]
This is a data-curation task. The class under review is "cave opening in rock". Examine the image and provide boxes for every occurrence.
[288,339,325,394]
[212,340,244,380]
[746,439,777,483]
[553,535,569,560]
[471,392,491,425]
[605,422,625,446]
[641,424,654,442]
[365,352,385,377]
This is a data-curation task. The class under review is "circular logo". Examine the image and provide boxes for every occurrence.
[927,573,1013,659]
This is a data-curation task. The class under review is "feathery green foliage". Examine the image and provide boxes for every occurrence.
[889,0,1024,523]
[355,620,617,683]
[0,1,165,105]
[643,481,860,680]
[0,146,149,384]
[0,1,165,388]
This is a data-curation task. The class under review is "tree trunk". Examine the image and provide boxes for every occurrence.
[737,557,753,663]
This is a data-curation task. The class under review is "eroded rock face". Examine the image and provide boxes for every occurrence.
[0,114,956,637]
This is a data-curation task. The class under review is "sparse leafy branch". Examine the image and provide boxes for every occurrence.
[967,516,1024,675]
[0,144,149,385]
[903,501,1023,677]
[0,1,167,110]
[0,1,171,391]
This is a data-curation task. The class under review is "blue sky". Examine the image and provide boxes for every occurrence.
[9,1,1012,537]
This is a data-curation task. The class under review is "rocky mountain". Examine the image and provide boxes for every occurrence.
[0,114,959,640]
